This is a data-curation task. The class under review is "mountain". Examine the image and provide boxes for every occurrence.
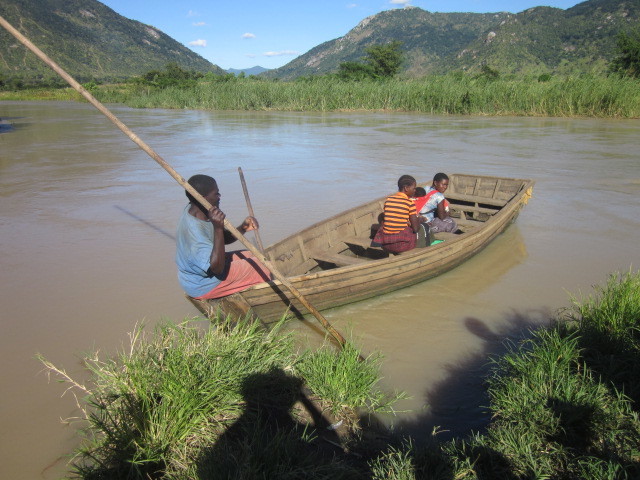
[452,0,640,74]
[227,66,270,76]
[265,0,640,79]
[0,0,224,83]
[265,7,509,79]
[2,0,638,84]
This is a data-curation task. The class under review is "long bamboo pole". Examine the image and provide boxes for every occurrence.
[0,14,349,349]
[237,167,265,253]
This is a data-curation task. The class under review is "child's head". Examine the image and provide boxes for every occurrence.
[432,173,450,194]
[414,187,427,198]
[397,175,417,196]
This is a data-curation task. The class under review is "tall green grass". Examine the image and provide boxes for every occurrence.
[5,74,638,117]
[564,270,640,409]
[481,328,640,478]
[88,74,640,118]
[0,87,83,101]
[295,342,407,417]
[40,318,399,479]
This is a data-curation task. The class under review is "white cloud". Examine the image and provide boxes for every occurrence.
[389,0,411,5]
[347,3,357,7]
[189,39,207,47]
[193,21,206,26]
[242,33,256,39]
[187,10,200,17]
[245,53,257,58]
[263,50,299,57]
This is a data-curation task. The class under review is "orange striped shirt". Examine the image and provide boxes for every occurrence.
[382,192,416,234]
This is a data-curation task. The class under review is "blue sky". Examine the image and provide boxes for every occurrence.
[99,0,582,71]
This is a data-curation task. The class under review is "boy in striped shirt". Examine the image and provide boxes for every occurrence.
[373,175,420,253]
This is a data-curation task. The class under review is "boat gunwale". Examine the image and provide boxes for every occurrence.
[243,175,534,292]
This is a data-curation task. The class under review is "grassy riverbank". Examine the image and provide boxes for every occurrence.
[373,270,640,479]
[42,270,640,479]
[40,319,405,479]
[3,74,640,118]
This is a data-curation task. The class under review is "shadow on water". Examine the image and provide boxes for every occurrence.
[0,117,16,133]
[114,205,176,241]
[391,309,553,444]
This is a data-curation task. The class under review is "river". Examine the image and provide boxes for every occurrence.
[1,101,639,479]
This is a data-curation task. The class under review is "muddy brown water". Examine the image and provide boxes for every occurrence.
[1,101,639,479]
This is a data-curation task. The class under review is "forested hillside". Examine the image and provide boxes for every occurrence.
[266,0,640,79]
[0,0,223,86]
[452,0,640,75]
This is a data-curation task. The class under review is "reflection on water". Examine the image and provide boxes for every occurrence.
[1,101,639,480]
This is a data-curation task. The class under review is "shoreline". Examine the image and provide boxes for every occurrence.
[41,271,640,479]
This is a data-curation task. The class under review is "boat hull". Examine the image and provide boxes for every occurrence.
[190,174,534,323]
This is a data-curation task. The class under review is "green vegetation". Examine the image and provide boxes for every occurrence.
[0,86,83,101]
[4,33,639,118]
[4,71,638,118]
[40,318,402,479]
[132,63,206,89]
[67,73,639,118]
[609,27,640,78]
[296,342,406,416]
[43,270,640,479]
[338,41,404,81]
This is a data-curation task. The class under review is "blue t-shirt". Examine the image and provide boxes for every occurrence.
[175,205,221,297]
[420,187,446,223]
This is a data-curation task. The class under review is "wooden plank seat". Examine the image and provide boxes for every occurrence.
[451,205,500,216]
[307,249,369,267]
[342,235,382,250]
[448,193,508,207]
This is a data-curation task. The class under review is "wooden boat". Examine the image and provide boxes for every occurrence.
[190,174,534,324]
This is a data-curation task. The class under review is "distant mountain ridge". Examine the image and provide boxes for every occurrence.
[1,0,638,84]
[0,0,224,83]
[266,0,640,79]
[227,66,270,76]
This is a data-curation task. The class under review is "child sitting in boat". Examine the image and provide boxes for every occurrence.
[418,172,458,234]
[371,175,420,253]
[175,174,271,300]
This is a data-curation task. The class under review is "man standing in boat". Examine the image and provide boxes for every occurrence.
[418,173,458,234]
[373,174,421,253]
[175,174,271,300]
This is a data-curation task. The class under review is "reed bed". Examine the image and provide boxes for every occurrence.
[86,74,640,118]
[0,86,83,101]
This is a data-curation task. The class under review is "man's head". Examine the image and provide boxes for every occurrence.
[186,174,220,212]
[432,172,449,194]
[397,174,417,197]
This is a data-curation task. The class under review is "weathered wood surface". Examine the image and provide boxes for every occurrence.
[192,174,534,323]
